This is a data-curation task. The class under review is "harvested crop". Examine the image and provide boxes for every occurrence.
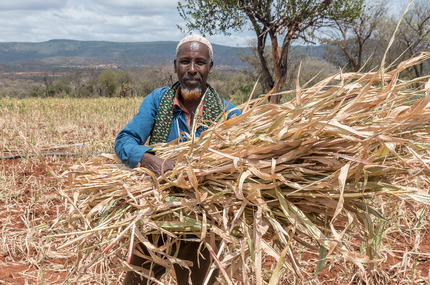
[57,52,430,284]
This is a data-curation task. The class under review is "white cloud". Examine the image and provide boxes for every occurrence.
[0,0,254,46]
[89,0,179,15]
[0,0,66,10]
[0,0,185,42]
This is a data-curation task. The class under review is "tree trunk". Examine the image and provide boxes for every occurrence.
[268,31,290,104]
[256,33,274,94]
[267,32,282,104]
[245,11,274,96]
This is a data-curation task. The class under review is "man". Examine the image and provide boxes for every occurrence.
[115,34,240,284]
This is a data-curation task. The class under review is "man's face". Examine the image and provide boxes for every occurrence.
[174,41,213,100]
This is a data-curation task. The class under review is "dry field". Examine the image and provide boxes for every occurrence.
[1,69,430,285]
[0,97,141,284]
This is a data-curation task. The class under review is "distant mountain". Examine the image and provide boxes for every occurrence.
[0,39,249,71]
[0,39,324,72]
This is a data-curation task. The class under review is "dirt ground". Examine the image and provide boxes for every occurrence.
[1,157,429,284]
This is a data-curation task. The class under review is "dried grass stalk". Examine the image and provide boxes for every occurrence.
[57,52,430,284]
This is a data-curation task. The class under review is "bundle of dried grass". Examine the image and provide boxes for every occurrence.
[57,52,430,284]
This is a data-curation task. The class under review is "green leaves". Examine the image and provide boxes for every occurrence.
[177,0,246,35]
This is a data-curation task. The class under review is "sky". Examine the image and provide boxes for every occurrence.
[0,0,412,47]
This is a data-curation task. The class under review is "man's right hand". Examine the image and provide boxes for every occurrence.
[140,152,176,177]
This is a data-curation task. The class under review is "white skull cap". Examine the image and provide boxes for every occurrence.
[176,34,213,60]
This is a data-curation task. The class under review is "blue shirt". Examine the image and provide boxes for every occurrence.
[115,86,241,168]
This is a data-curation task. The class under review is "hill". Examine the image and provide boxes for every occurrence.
[0,39,248,72]
[0,39,324,72]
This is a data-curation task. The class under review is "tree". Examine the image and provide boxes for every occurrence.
[240,43,337,99]
[117,70,134,97]
[178,0,363,103]
[97,70,119,97]
[320,0,388,72]
[396,0,430,78]
[42,72,55,97]
[136,65,175,96]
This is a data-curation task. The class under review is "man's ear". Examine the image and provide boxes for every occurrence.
[209,61,214,74]
[173,59,177,73]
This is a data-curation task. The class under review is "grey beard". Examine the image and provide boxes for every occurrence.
[181,87,203,101]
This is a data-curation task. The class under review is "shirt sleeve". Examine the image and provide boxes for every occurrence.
[222,99,242,119]
[114,87,169,168]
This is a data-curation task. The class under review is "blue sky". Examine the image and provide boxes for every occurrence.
[0,0,411,47]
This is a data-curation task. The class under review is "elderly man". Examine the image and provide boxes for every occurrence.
[115,35,240,284]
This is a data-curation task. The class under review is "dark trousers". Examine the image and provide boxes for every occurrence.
[123,240,219,285]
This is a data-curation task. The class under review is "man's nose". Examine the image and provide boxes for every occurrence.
[188,61,197,74]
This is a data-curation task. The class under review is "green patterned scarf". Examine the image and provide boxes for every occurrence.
[149,82,224,145]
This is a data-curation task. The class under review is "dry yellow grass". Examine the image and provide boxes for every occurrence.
[55,53,430,284]
[0,97,141,284]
